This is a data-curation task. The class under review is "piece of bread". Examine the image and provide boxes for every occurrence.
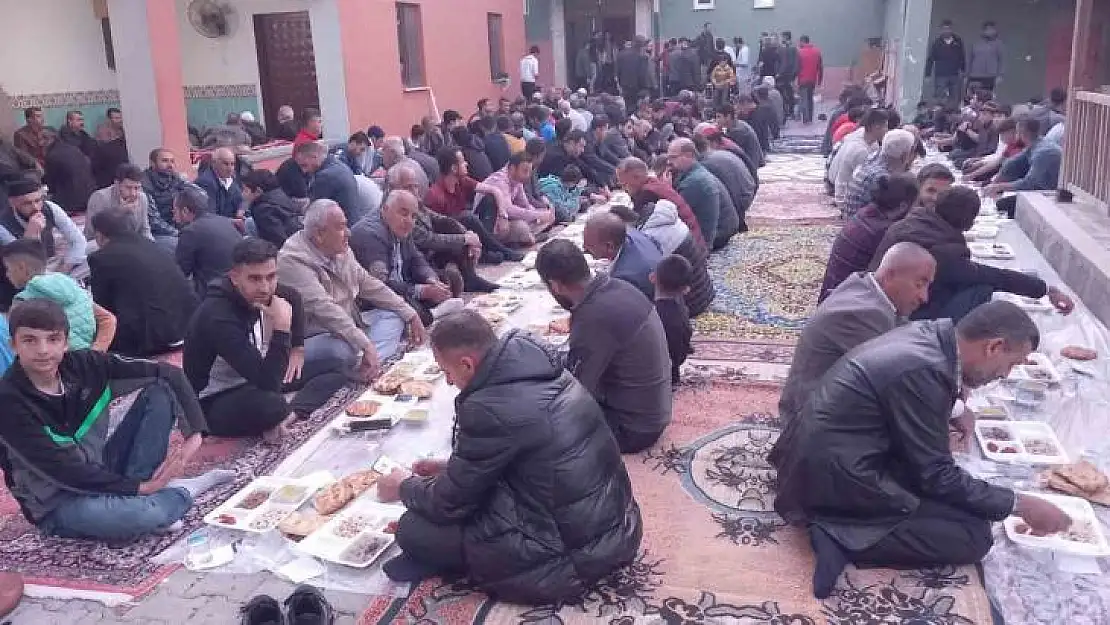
[341,469,382,496]
[400,379,434,399]
[278,511,331,537]
[1061,345,1097,361]
[548,317,571,335]
[313,480,355,515]
[1054,461,1109,495]
[346,400,381,417]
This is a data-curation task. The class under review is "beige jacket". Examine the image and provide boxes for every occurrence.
[277,230,416,353]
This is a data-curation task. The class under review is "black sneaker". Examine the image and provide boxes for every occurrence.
[240,595,285,625]
[284,585,335,625]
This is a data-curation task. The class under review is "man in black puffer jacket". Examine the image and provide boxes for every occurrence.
[376,312,642,604]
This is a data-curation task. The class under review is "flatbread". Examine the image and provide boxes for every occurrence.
[341,469,382,496]
[346,400,381,417]
[400,379,434,399]
[1054,461,1109,495]
[373,372,406,395]
[278,511,331,537]
[1061,345,1097,361]
[548,317,571,335]
[313,480,355,515]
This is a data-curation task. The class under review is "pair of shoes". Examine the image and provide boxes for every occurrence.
[240,585,335,625]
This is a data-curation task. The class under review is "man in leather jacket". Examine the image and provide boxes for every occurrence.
[772,301,1071,598]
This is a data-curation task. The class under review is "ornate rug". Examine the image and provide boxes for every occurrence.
[695,224,836,350]
[756,154,831,188]
[357,381,993,624]
[0,384,358,600]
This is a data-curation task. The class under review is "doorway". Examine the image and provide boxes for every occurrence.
[563,0,636,86]
[253,11,321,133]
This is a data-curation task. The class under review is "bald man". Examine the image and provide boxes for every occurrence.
[195,146,244,219]
[774,241,937,431]
[350,190,463,326]
[666,138,723,249]
[583,212,663,300]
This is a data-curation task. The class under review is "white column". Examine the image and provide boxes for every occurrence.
[108,0,169,164]
[552,0,568,88]
[308,0,351,142]
[635,0,652,39]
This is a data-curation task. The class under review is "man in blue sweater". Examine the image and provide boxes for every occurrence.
[986,118,1062,218]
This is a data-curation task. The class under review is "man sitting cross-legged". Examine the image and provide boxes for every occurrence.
[772,301,1072,598]
[582,212,662,301]
[184,238,348,443]
[0,299,235,541]
[351,190,465,327]
[536,239,672,453]
[278,200,425,383]
[375,311,643,603]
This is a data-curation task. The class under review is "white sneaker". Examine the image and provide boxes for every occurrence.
[432,298,465,320]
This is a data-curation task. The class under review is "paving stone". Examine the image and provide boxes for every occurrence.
[176,570,268,600]
[117,592,198,623]
[317,589,374,616]
[187,595,240,625]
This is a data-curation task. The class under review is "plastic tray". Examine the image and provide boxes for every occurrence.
[975,420,1070,465]
[1008,352,1062,384]
[965,225,999,240]
[296,499,404,568]
[995,292,1054,314]
[1003,492,1110,557]
[969,241,1016,260]
[204,476,322,533]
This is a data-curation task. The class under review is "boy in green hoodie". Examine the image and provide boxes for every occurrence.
[1,239,115,351]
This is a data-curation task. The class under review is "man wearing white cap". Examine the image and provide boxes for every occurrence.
[239,111,267,146]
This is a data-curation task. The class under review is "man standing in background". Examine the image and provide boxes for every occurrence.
[795,36,824,125]
[968,21,1004,92]
[925,20,966,105]
[520,46,541,101]
[734,37,752,95]
[777,32,799,122]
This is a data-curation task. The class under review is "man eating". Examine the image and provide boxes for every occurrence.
[375,311,642,603]
[772,301,1071,598]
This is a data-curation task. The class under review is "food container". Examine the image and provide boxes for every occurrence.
[204,476,323,533]
[1004,492,1110,557]
[1008,353,1062,385]
[296,500,404,568]
[975,420,1069,465]
[994,292,1053,313]
[969,241,1016,260]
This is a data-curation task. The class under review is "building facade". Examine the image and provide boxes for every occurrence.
[3,0,525,169]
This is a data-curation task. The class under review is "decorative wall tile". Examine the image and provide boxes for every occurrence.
[183,84,258,99]
[11,89,120,109]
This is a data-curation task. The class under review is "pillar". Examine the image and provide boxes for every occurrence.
[309,0,352,142]
[552,0,568,89]
[1068,0,1094,92]
[107,0,189,169]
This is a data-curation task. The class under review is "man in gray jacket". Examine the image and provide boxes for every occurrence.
[86,163,178,253]
[697,132,752,239]
[967,22,1004,92]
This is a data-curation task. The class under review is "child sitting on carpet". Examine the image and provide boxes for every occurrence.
[1,239,116,351]
[536,165,588,223]
[651,254,694,386]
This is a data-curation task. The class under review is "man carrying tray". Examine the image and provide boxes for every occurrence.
[0,299,233,541]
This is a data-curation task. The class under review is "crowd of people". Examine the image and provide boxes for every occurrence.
[0,17,1086,619]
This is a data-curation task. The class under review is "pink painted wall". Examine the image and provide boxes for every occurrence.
[146,0,191,167]
[337,0,526,135]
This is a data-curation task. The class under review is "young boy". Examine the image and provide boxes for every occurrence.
[650,254,694,386]
[1,239,115,351]
[537,165,588,223]
[0,298,233,541]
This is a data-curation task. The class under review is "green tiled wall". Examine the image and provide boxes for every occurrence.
[185,96,261,130]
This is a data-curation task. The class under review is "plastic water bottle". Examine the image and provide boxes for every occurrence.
[186,528,212,567]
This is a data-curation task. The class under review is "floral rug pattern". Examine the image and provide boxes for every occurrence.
[359,382,992,625]
[0,385,359,598]
[695,224,837,345]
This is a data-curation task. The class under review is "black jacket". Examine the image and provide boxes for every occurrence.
[615,48,650,94]
[926,35,966,78]
[458,133,494,182]
[539,143,612,189]
[89,233,198,356]
[249,188,302,247]
[772,320,1015,551]
[399,331,642,603]
[276,158,310,200]
[183,278,304,397]
[43,139,96,213]
[870,208,1047,319]
[0,351,207,522]
[195,166,244,219]
[176,212,242,297]
[483,131,512,172]
[142,167,188,224]
[310,155,366,223]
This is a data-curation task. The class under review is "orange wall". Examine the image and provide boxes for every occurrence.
[337,0,526,136]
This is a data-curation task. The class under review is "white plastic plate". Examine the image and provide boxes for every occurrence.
[1008,352,1062,384]
[296,500,404,568]
[975,420,1070,465]
[204,476,322,533]
[1004,492,1110,557]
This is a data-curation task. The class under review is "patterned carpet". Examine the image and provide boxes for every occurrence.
[0,380,359,599]
[358,381,993,625]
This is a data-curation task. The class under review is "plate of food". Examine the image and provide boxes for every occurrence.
[969,241,1016,260]
[345,399,382,419]
[296,500,405,568]
[548,317,571,335]
[1008,352,1062,384]
[311,469,382,516]
[964,225,999,240]
[994,292,1054,313]
[204,476,324,533]
[372,364,417,395]
[974,420,1069,465]
[1003,492,1110,557]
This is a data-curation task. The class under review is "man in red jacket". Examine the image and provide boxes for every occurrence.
[796,36,825,125]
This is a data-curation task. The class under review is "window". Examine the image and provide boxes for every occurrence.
[396,3,426,88]
[693,0,715,10]
[101,17,116,71]
[488,13,506,81]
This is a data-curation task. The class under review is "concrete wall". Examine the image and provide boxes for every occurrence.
[657,0,887,68]
[928,0,1076,103]
[883,0,935,118]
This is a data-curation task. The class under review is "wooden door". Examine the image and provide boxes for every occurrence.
[253,11,320,132]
